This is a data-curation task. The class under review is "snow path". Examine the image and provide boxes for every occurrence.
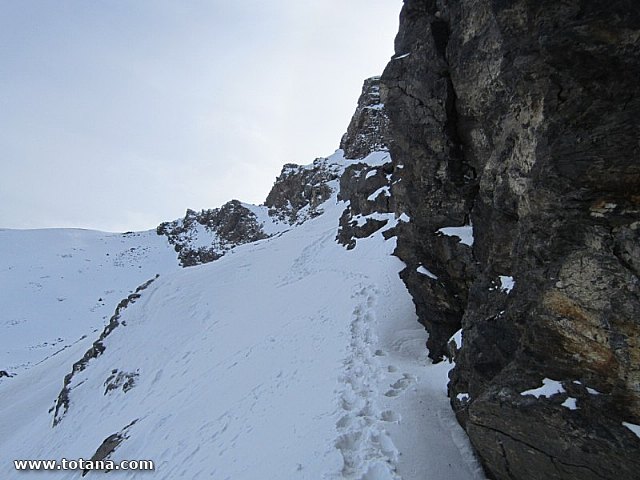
[0,194,483,478]
[334,284,399,479]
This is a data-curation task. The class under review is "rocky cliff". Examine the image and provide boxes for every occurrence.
[340,76,392,160]
[157,202,268,267]
[157,160,344,267]
[151,5,640,474]
[379,0,640,478]
[157,77,395,268]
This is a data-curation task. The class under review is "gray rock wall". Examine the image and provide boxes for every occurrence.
[380,0,640,478]
[340,76,392,160]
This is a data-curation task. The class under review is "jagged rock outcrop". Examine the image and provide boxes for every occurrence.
[158,157,345,267]
[336,160,396,249]
[103,369,139,395]
[155,77,393,268]
[335,78,398,249]
[380,0,640,478]
[265,157,341,224]
[157,201,268,267]
[52,276,159,426]
[382,0,479,362]
[81,419,138,476]
[340,76,392,160]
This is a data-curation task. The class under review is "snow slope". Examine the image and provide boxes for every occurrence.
[0,152,483,479]
[0,228,179,373]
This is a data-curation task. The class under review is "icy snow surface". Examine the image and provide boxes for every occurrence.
[456,393,470,403]
[367,186,391,202]
[572,380,601,396]
[0,153,483,479]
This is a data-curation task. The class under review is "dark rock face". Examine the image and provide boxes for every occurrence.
[336,159,396,249]
[382,0,479,362]
[103,369,139,395]
[81,419,138,476]
[157,201,268,267]
[380,0,640,478]
[336,78,398,249]
[265,157,341,225]
[158,157,344,267]
[340,76,392,160]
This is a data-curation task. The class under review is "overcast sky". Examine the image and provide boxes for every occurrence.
[0,1,400,232]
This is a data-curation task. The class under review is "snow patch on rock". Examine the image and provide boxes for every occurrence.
[521,378,566,398]
[436,224,474,247]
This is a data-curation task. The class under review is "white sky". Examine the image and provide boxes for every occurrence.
[0,1,401,232]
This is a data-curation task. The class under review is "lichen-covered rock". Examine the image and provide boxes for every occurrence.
[380,0,640,478]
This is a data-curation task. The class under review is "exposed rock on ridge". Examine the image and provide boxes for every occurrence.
[52,275,159,426]
[157,158,344,267]
[340,76,392,160]
[335,158,396,250]
[264,157,342,225]
[157,201,268,267]
[335,77,399,249]
[380,0,640,478]
[156,76,394,268]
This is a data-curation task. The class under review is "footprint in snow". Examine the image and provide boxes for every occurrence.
[384,373,417,397]
[380,410,401,423]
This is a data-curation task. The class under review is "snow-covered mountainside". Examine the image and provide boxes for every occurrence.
[0,147,483,479]
[5,1,638,477]
[0,229,179,374]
